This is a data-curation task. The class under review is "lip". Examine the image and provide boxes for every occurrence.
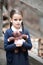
[16,24,20,25]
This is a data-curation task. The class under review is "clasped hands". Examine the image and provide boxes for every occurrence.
[7,32,28,47]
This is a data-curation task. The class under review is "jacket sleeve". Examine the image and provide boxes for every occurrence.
[22,30,32,50]
[4,30,16,51]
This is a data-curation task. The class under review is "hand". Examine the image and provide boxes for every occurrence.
[14,39,25,47]
[7,37,14,42]
[21,34,29,39]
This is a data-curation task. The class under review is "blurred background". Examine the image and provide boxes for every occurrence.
[0,0,43,65]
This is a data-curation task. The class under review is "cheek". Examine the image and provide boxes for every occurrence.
[13,21,16,24]
[19,20,22,24]
[13,21,22,24]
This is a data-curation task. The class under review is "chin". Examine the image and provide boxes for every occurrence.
[15,26,20,29]
[17,27,20,29]
[16,25,20,29]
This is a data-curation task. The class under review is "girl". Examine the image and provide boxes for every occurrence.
[4,7,32,65]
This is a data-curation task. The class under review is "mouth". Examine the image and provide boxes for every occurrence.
[16,24,20,25]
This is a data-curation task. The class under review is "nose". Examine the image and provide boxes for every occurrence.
[17,20,20,23]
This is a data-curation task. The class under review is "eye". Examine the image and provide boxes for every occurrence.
[14,19,17,21]
[19,19,22,21]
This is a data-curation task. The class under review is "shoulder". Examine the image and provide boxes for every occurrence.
[6,28,11,33]
[24,28,30,34]
[4,28,12,36]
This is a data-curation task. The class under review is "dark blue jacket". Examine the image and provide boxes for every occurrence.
[4,28,32,65]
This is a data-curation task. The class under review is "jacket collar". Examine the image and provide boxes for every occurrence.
[11,26,22,32]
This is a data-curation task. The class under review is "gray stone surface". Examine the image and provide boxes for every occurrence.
[20,0,43,13]
[0,49,6,65]
[0,9,3,36]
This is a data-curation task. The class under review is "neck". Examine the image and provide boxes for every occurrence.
[11,25,22,32]
[13,26,20,30]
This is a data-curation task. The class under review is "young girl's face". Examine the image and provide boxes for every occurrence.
[11,13,23,29]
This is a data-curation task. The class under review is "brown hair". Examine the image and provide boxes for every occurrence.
[10,7,23,18]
